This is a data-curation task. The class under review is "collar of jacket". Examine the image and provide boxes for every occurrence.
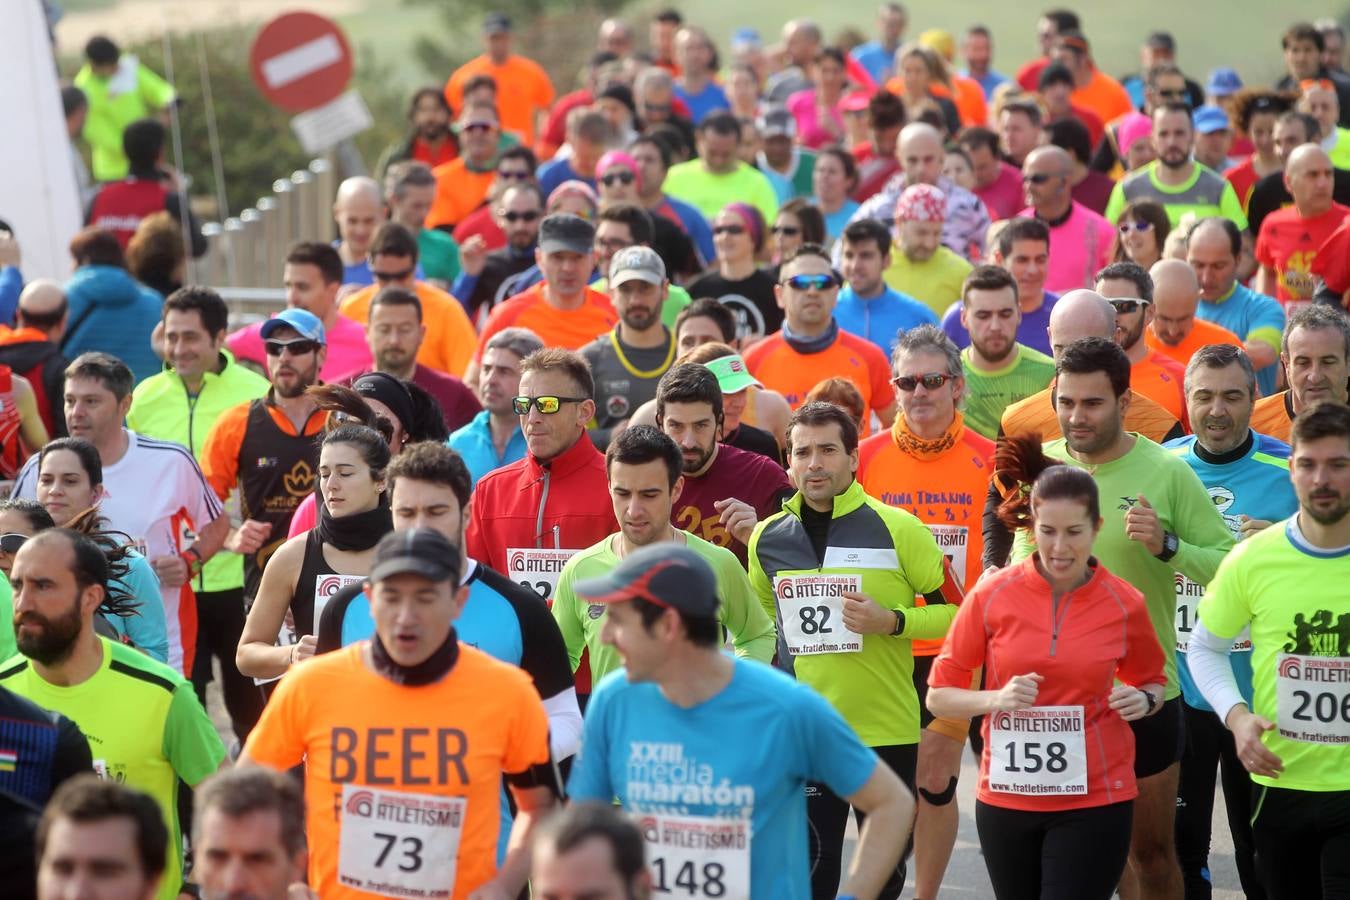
[159,349,238,384]
[525,429,600,481]
[783,478,867,520]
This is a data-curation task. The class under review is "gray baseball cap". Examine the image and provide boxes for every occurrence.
[609,245,666,287]
[538,213,596,255]
[757,107,796,138]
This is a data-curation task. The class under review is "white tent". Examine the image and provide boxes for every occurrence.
[0,0,81,280]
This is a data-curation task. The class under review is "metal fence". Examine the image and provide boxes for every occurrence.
[197,157,337,325]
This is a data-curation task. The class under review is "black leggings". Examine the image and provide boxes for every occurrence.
[1251,785,1350,899]
[1175,703,1264,900]
[808,743,917,900]
[191,588,264,744]
[975,800,1133,900]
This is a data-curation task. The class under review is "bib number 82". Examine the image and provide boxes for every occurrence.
[798,605,833,635]
[1001,741,1069,774]
[653,859,726,897]
[373,832,423,873]
[1292,690,1350,725]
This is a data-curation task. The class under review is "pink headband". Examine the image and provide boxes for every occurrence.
[596,150,642,191]
[1118,113,1153,155]
[547,179,600,213]
[895,183,946,222]
[722,202,765,251]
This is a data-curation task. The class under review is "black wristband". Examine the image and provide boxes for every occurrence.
[891,609,905,636]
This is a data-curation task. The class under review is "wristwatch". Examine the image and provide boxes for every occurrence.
[891,609,905,636]
[1140,688,1158,714]
[1155,531,1179,562]
[180,546,204,577]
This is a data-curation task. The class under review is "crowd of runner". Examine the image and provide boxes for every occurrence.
[3,4,1350,899]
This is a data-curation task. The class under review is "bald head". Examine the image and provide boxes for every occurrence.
[1024,145,1072,172]
[1149,260,1201,346]
[335,176,381,209]
[898,122,944,184]
[16,279,67,335]
[1048,289,1117,359]
[333,177,385,256]
[1022,145,1073,215]
[1286,143,1337,215]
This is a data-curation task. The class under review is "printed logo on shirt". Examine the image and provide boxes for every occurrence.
[606,394,631,419]
[1284,609,1350,656]
[283,460,315,497]
[625,742,755,814]
[588,603,606,620]
[256,456,278,468]
[1117,496,1138,511]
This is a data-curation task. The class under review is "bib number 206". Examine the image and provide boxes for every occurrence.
[653,859,726,897]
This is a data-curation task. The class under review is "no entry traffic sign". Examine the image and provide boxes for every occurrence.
[250,12,354,114]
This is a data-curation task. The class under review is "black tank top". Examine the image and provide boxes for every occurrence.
[237,399,320,600]
[291,529,339,637]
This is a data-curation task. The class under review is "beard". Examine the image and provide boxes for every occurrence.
[1120,316,1146,351]
[15,597,83,666]
[622,306,660,333]
[681,442,715,474]
[972,332,1014,364]
[1304,491,1350,526]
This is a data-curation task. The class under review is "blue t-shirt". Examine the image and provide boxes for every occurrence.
[568,658,879,900]
[940,291,1059,358]
[107,552,169,665]
[1197,283,1285,397]
[537,158,596,199]
[850,42,895,86]
[834,284,938,359]
[818,199,860,244]
[1164,431,1299,710]
[448,410,528,485]
[673,82,730,124]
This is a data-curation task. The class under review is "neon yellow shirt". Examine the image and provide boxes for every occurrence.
[74,56,177,182]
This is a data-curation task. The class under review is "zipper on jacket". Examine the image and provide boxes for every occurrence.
[534,469,552,549]
[183,384,201,454]
[1048,589,1074,657]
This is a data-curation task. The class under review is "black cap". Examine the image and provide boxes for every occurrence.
[369,528,461,585]
[483,12,512,33]
[574,544,720,618]
[538,213,596,255]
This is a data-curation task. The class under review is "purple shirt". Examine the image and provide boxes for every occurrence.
[226,313,373,384]
[974,162,1026,221]
[940,291,1059,357]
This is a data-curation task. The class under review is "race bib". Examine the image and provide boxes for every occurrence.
[638,813,751,899]
[926,525,968,584]
[1276,654,1350,744]
[254,573,363,686]
[1174,575,1252,653]
[338,785,466,898]
[505,548,576,602]
[773,574,862,656]
[988,706,1088,795]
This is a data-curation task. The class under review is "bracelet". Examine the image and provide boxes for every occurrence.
[289,643,298,666]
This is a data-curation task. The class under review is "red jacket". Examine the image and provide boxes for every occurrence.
[465,430,617,572]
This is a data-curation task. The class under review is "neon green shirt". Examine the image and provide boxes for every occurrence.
[1105,161,1248,230]
[0,638,225,900]
[960,344,1056,440]
[1012,434,1235,699]
[0,579,13,664]
[127,351,269,593]
[1198,517,1350,792]
[749,480,950,745]
[552,530,777,682]
[882,246,974,318]
[74,56,177,182]
[663,160,779,226]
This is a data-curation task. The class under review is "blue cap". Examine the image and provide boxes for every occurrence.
[259,308,326,344]
[1206,67,1243,98]
[1193,105,1231,134]
[731,27,761,48]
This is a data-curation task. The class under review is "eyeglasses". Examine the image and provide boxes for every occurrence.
[373,267,415,283]
[771,225,801,236]
[496,169,532,181]
[600,171,636,187]
[595,236,630,250]
[643,102,672,114]
[0,533,28,554]
[500,209,542,223]
[712,224,746,236]
[1108,298,1152,314]
[1021,172,1058,185]
[512,395,588,415]
[264,339,320,357]
[892,372,955,392]
[461,121,495,133]
[782,273,838,291]
[1156,88,1187,99]
[1118,221,1154,234]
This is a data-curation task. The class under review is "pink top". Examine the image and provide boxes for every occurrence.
[1019,202,1115,293]
[226,313,373,385]
[975,162,1025,221]
[786,89,845,150]
[287,492,317,538]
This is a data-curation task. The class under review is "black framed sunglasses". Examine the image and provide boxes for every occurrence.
[0,533,28,554]
[373,267,415,283]
[892,372,955,392]
[1021,172,1056,185]
[501,210,542,223]
[496,169,532,181]
[771,225,801,236]
[1108,298,1151,314]
[600,171,636,187]
[512,395,587,415]
[264,339,320,357]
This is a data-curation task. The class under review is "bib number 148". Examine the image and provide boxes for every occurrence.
[653,859,727,897]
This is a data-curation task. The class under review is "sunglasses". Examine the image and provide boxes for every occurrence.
[772,225,801,236]
[713,224,746,236]
[1021,172,1057,185]
[892,372,955,392]
[1119,221,1154,234]
[496,169,532,181]
[264,339,320,356]
[501,209,541,223]
[512,395,587,415]
[373,267,415,283]
[1156,88,1187,99]
[0,533,28,554]
[1108,298,1151,314]
[643,102,672,114]
[600,171,636,187]
[461,121,495,133]
[782,273,838,291]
